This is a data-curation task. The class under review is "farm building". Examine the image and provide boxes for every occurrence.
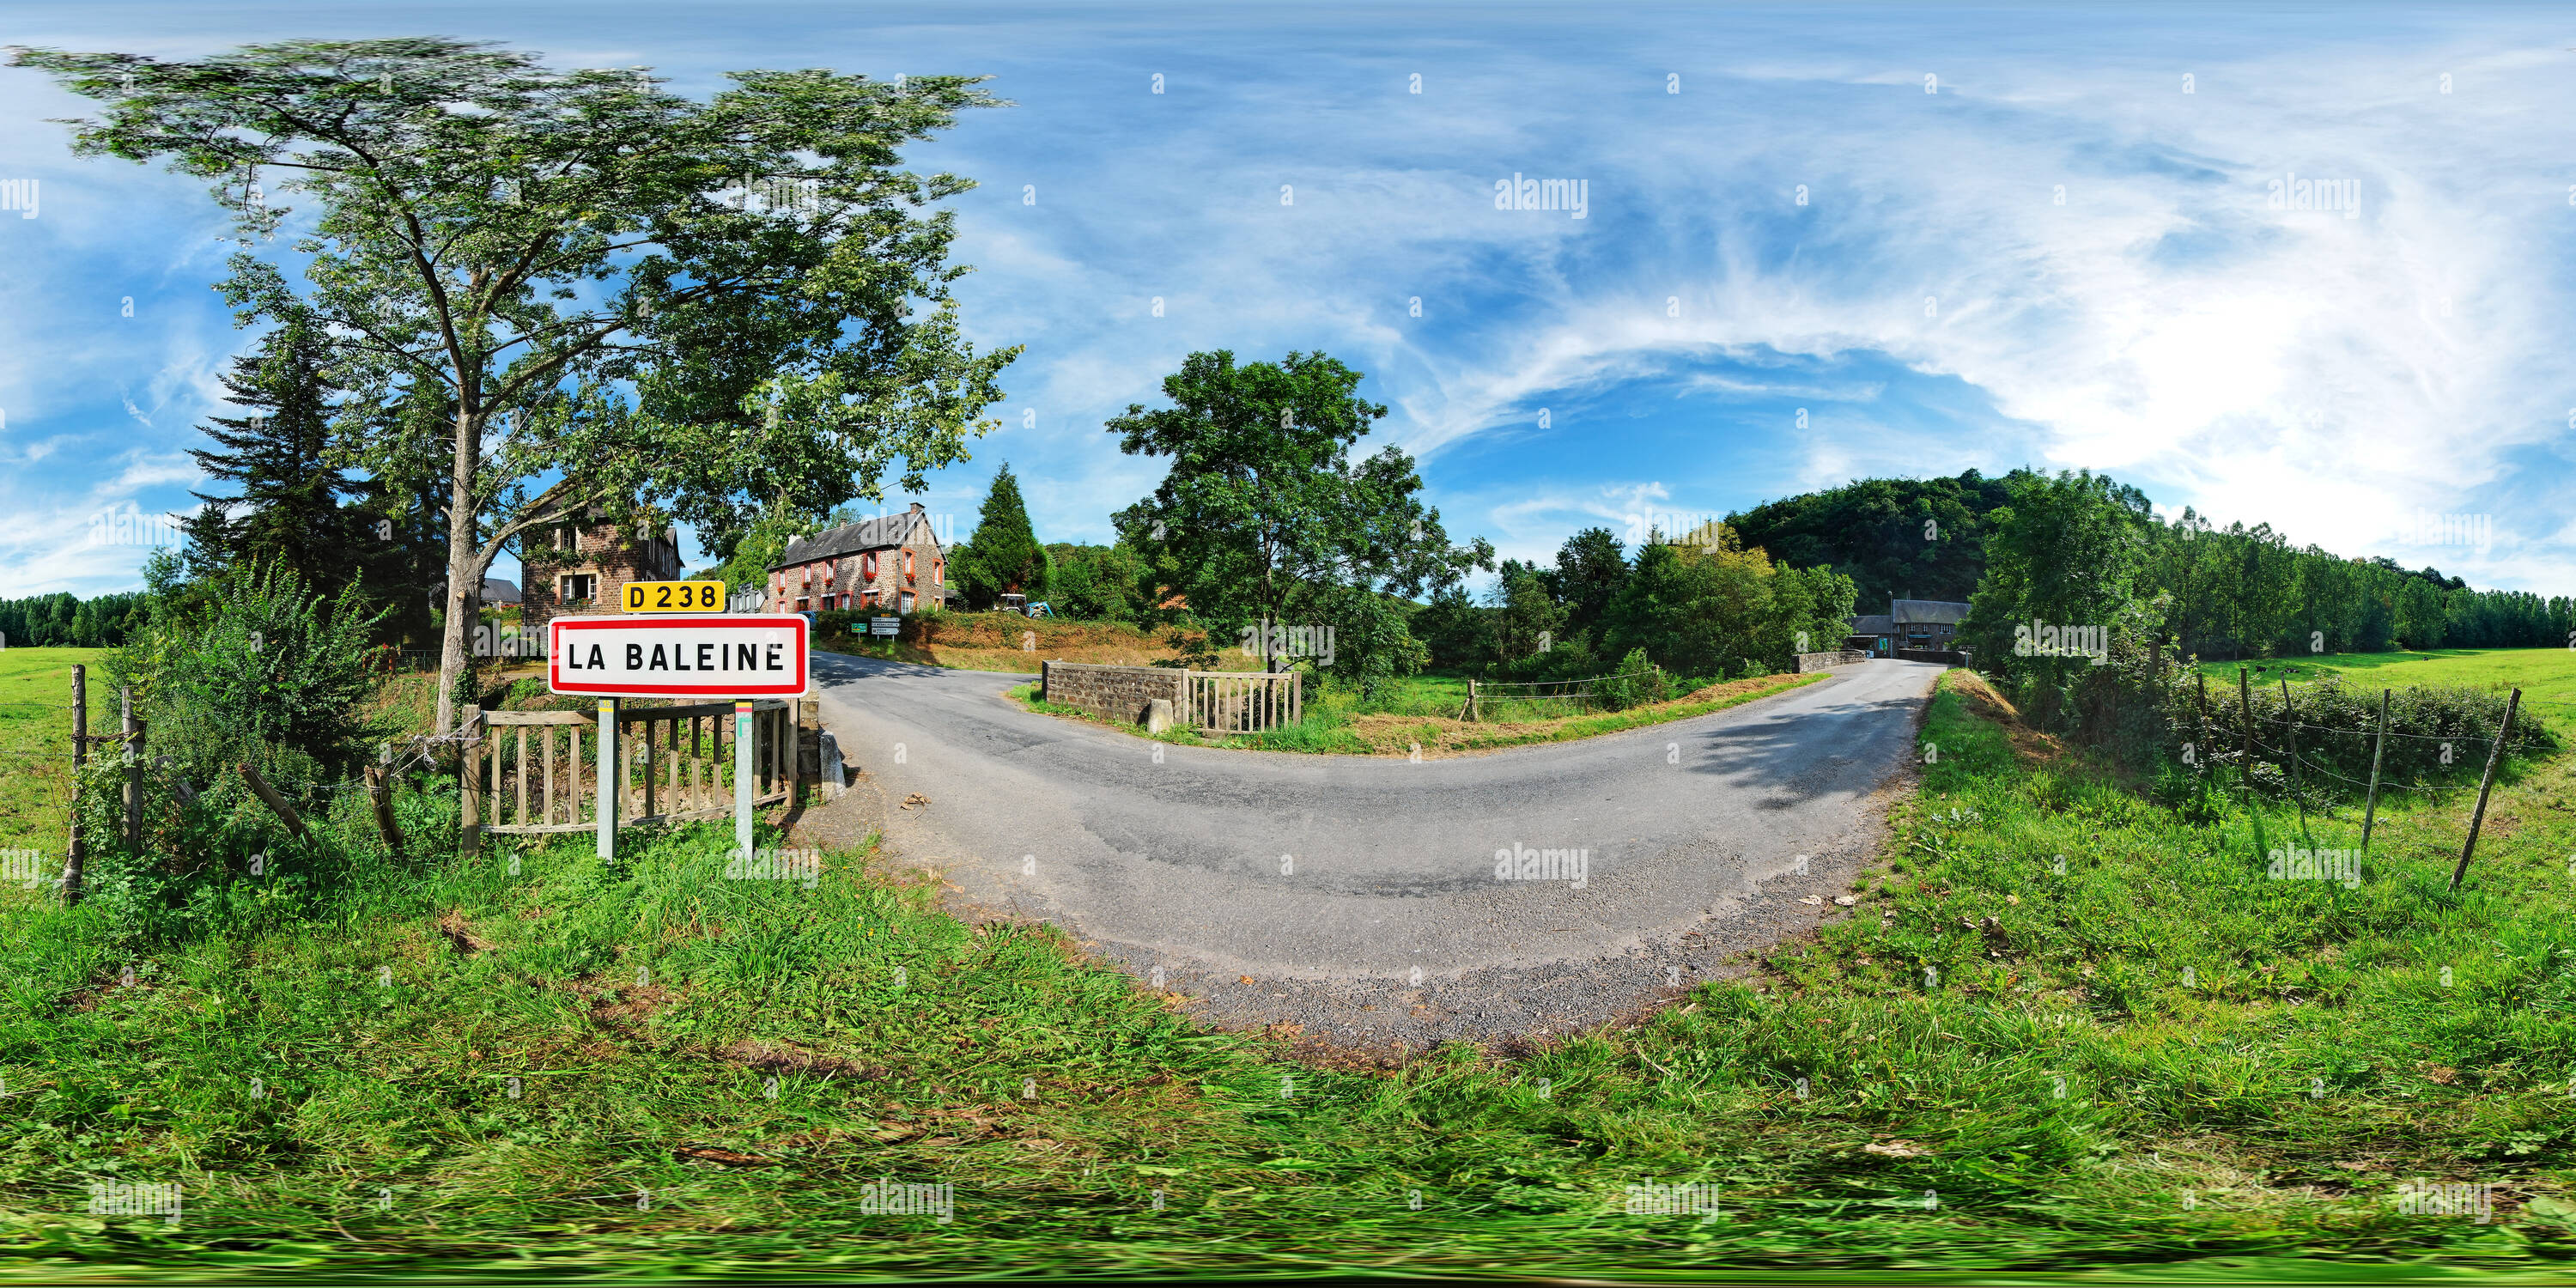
[769,502,949,615]
[1847,599,1971,653]
[516,498,687,629]
[1844,614,1895,653]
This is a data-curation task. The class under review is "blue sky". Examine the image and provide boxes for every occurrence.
[5,1,2574,599]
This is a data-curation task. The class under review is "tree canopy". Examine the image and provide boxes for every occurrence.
[15,37,1018,730]
[1107,349,1490,683]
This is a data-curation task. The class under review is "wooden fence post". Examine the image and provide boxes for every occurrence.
[1467,677,1479,723]
[461,709,483,857]
[2237,667,2254,809]
[2360,688,2390,854]
[2447,688,2520,892]
[2194,671,2208,781]
[121,688,141,853]
[65,665,86,905]
[367,760,404,861]
[2281,678,2306,830]
[239,762,310,841]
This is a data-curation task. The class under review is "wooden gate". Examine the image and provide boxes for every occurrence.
[1185,671,1301,735]
[464,700,797,846]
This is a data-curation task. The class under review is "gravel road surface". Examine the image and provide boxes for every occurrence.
[811,654,1942,1048]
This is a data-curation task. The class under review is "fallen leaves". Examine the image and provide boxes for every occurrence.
[901,793,933,809]
[1863,1139,1930,1158]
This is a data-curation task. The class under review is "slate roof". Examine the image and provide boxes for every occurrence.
[1847,615,1895,635]
[773,507,937,569]
[479,577,521,605]
[1891,598,1971,625]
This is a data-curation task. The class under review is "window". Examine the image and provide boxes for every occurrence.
[862,551,878,580]
[932,558,943,586]
[561,573,597,602]
[902,549,915,581]
[899,591,915,612]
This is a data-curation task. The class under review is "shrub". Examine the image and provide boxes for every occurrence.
[130,564,392,794]
[1595,647,1669,710]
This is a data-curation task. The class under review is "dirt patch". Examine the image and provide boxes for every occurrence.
[717,1037,897,1082]
[673,1145,772,1168]
[435,910,495,956]
[1945,671,2066,762]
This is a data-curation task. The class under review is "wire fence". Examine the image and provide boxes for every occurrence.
[1461,667,1665,721]
[2174,669,2526,887]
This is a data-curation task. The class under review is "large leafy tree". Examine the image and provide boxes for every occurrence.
[1543,526,1630,641]
[1604,526,1775,681]
[1959,469,2156,684]
[1107,349,1491,676]
[15,38,1018,732]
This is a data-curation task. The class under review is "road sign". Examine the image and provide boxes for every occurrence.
[549,614,808,696]
[621,580,726,613]
[871,616,901,637]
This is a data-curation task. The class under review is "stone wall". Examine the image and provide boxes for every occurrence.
[1042,660,1184,724]
[1795,650,1872,672]
[1893,648,1971,666]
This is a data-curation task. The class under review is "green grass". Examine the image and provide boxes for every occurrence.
[3,667,2574,1278]
[1009,669,1826,756]
[0,648,106,857]
[2197,648,2576,733]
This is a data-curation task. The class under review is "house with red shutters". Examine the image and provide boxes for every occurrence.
[768,501,949,614]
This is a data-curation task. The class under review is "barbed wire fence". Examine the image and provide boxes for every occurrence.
[2178,666,2526,890]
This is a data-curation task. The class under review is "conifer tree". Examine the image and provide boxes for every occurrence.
[183,316,369,593]
[955,464,1048,607]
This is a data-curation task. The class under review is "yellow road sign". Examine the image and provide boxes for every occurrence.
[621,580,726,613]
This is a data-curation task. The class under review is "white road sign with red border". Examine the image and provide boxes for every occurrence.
[548,614,809,696]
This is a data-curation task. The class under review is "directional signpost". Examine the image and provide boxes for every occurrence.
[550,585,806,866]
[871,616,900,638]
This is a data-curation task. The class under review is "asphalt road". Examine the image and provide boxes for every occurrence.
[811,654,1943,1048]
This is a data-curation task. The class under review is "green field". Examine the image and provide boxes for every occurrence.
[0,648,103,858]
[2196,648,2576,732]
[3,658,2573,1279]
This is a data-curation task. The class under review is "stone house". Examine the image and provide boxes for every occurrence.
[769,502,949,614]
[1844,613,1895,654]
[517,502,686,629]
[1888,598,1971,650]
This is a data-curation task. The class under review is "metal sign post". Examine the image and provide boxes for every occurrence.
[734,699,754,861]
[597,697,617,864]
[551,613,807,872]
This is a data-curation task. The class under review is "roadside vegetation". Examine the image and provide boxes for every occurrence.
[809,610,1272,675]
[6,656,2573,1277]
[1011,669,1828,756]
[2195,647,2576,734]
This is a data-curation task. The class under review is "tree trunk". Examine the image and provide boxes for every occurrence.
[433,408,482,737]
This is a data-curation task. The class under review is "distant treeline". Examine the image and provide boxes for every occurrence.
[0,592,151,648]
[1734,470,2562,659]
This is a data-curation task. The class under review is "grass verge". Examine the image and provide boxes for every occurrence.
[0,666,2571,1277]
[1008,669,1826,756]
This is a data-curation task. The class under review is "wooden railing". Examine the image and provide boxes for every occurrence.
[1185,671,1301,735]
[463,700,796,842]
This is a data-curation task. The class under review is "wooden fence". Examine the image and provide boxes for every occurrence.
[463,700,797,847]
[1185,671,1301,735]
